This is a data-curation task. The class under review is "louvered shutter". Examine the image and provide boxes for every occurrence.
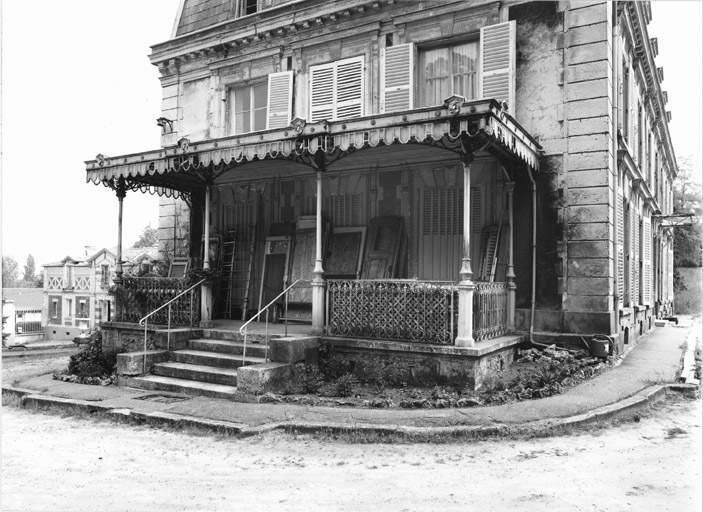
[629,73,637,155]
[643,215,652,305]
[336,57,364,120]
[470,186,483,234]
[381,43,414,113]
[310,63,335,122]
[310,57,364,122]
[667,245,674,301]
[480,21,516,114]
[267,71,293,130]
[631,209,639,304]
[617,193,625,302]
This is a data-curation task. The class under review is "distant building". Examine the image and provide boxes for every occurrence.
[1,288,44,344]
[43,248,116,340]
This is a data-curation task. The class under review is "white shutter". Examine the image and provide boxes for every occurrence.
[310,63,335,122]
[631,209,639,304]
[617,192,624,302]
[381,43,414,113]
[336,57,364,120]
[629,72,637,155]
[310,56,364,122]
[480,21,516,114]
[643,215,652,305]
[267,71,294,130]
[667,245,674,301]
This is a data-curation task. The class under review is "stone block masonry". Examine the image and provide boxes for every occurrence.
[562,1,615,332]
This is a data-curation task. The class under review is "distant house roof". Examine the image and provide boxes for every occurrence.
[2,288,44,310]
[44,247,116,267]
[123,245,159,264]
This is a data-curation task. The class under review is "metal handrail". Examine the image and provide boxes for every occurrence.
[239,279,305,365]
[138,277,207,373]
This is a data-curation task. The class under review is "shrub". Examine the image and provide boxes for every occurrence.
[334,374,359,397]
[301,365,325,394]
[66,332,120,378]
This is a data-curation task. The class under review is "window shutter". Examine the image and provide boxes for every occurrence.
[336,57,364,120]
[470,186,483,234]
[631,209,639,304]
[667,245,674,301]
[629,73,637,154]
[310,57,364,123]
[381,43,414,113]
[267,71,294,130]
[480,21,516,114]
[617,193,624,302]
[643,215,652,305]
[310,63,335,122]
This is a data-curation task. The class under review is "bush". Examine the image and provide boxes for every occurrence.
[66,332,120,378]
[301,365,325,394]
[334,374,359,397]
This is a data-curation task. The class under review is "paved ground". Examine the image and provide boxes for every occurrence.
[2,317,700,439]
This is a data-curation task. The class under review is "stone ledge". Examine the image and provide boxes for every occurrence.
[237,362,292,395]
[320,335,525,358]
[117,350,170,376]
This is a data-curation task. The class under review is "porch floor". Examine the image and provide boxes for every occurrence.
[205,319,527,354]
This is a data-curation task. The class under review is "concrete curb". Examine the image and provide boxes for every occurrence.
[4,382,697,441]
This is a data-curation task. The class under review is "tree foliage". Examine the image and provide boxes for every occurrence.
[2,256,20,288]
[673,160,702,269]
[132,224,158,249]
[23,254,36,283]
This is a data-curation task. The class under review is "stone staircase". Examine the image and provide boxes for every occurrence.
[128,332,272,399]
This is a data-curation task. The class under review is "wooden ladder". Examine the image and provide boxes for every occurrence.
[219,240,237,319]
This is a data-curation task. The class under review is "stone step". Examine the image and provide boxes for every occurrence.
[188,338,269,358]
[170,349,266,369]
[201,329,273,343]
[128,375,239,399]
[153,361,239,386]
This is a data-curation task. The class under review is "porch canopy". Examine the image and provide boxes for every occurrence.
[85,98,541,200]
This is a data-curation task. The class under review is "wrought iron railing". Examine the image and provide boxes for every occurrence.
[138,278,207,372]
[14,310,42,335]
[239,279,304,365]
[473,281,509,342]
[326,279,458,344]
[115,277,201,326]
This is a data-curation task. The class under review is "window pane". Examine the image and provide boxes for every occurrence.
[451,42,477,99]
[235,87,250,113]
[253,107,267,131]
[253,83,267,109]
[421,48,449,106]
[235,111,250,134]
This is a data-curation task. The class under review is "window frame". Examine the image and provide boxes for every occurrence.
[228,80,269,136]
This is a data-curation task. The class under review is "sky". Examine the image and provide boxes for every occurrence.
[1,0,702,274]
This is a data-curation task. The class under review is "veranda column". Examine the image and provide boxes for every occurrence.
[113,178,126,322]
[455,156,475,347]
[505,181,516,331]
[114,178,126,285]
[200,185,213,327]
[311,170,325,335]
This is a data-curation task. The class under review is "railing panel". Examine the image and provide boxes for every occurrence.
[115,277,201,326]
[472,281,509,342]
[327,280,457,344]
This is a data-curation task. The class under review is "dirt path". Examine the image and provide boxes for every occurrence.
[2,394,700,512]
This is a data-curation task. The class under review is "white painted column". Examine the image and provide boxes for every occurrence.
[311,171,325,335]
[455,158,475,347]
[200,185,213,327]
[114,184,125,285]
[506,181,516,331]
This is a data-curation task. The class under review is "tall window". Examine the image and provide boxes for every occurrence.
[622,61,630,141]
[420,42,478,107]
[230,83,267,134]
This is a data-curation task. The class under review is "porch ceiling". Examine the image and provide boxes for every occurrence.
[86,98,542,201]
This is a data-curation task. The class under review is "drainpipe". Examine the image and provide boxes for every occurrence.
[526,164,537,343]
